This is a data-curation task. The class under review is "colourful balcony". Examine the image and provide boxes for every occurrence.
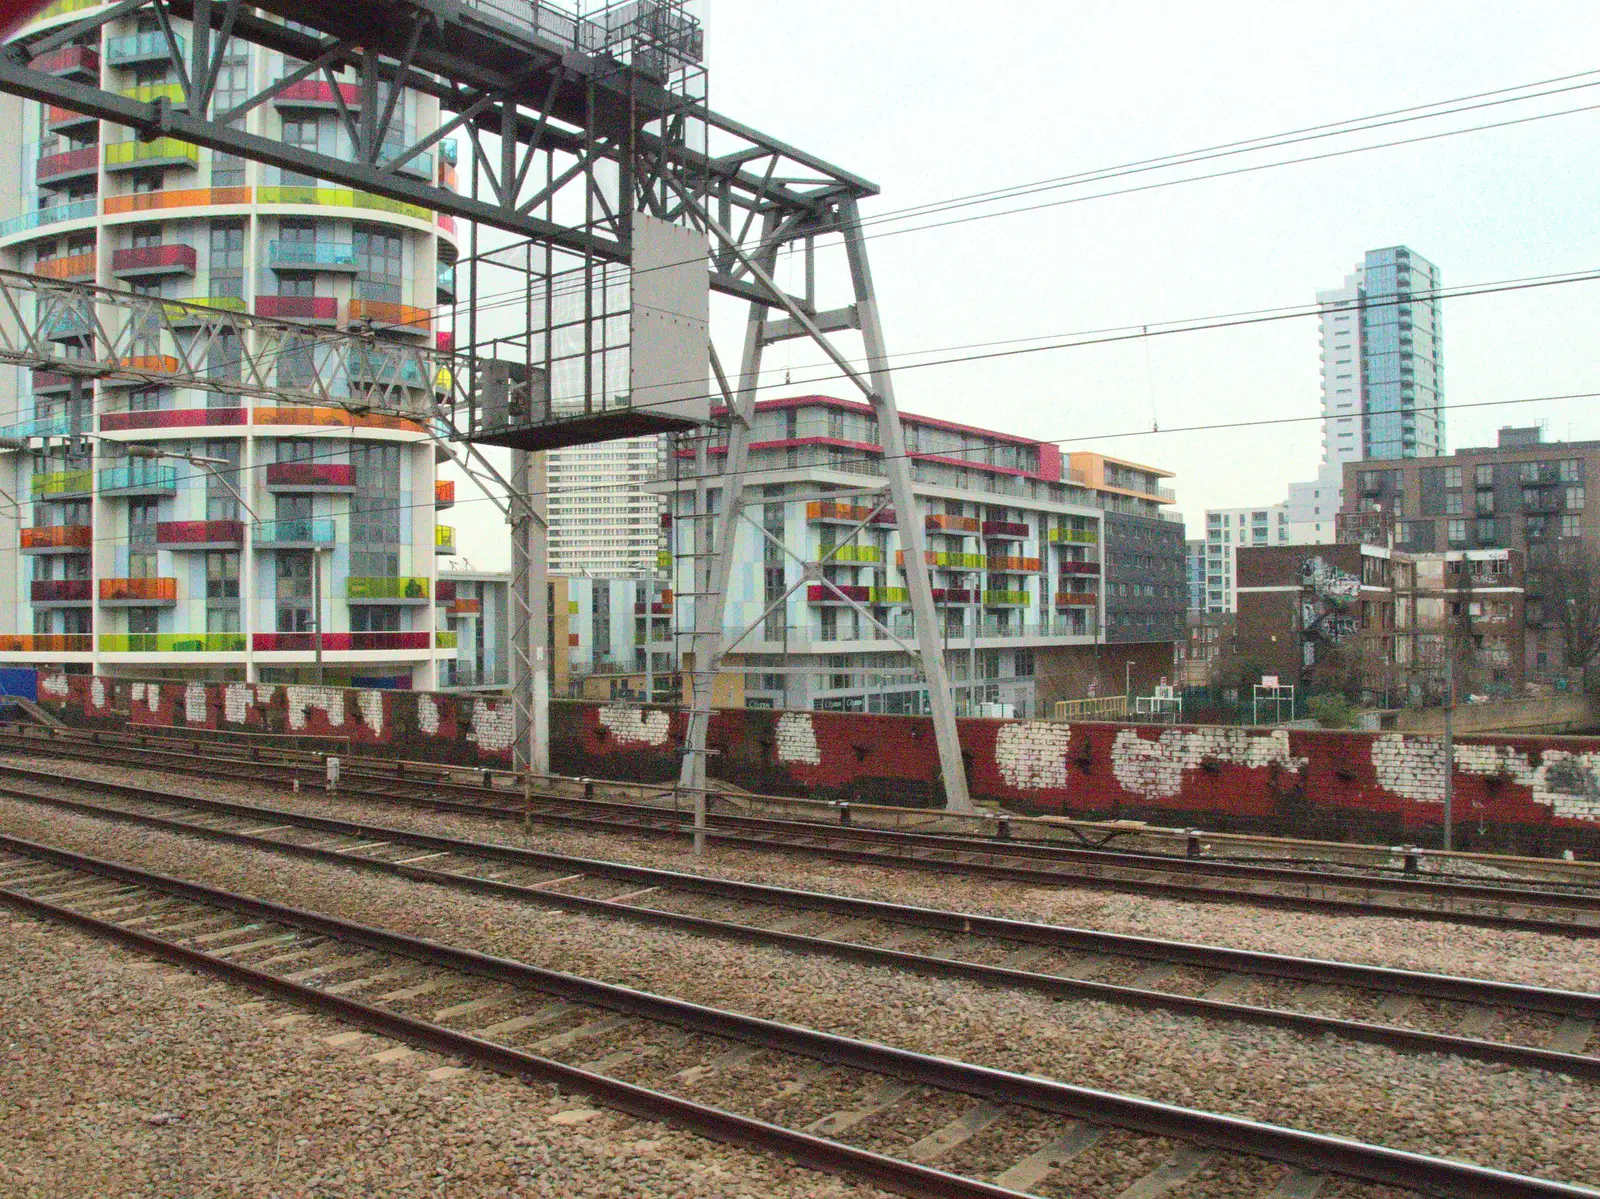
[29,0,107,22]
[31,579,91,604]
[255,185,430,224]
[347,352,427,387]
[0,633,92,653]
[826,544,884,564]
[633,597,673,615]
[268,241,358,271]
[266,462,356,492]
[103,187,251,216]
[254,518,336,547]
[103,354,180,380]
[1048,527,1099,545]
[250,631,434,652]
[110,243,196,278]
[435,580,457,604]
[931,588,976,604]
[349,298,431,336]
[0,198,97,239]
[46,105,97,133]
[99,633,245,653]
[435,479,455,509]
[987,555,1041,573]
[1059,561,1102,576]
[436,331,455,354]
[1055,591,1097,608]
[29,44,100,79]
[657,549,672,572]
[984,589,1031,606]
[99,576,177,605]
[806,584,870,604]
[896,550,986,569]
[104,138,199,173]
[871,586,910,604]
[30,469,92,499]
[32,370,77,396]
[347,576,431,603]
[42,308,93,339]
[0,414,73,440]
[271,79,362,109]
[162,296,246,325]
[435,525,457,555]
[438,214,456,235]
[436,630,458,650]
[925,514,980,533]
[105,31,183,66]
[254,294,338,323]
[806,501,896,525]
[98,463,177,496]
[36,145,99,188]
[437,264,455,301]
[252,407,423,433]
[981,521,1030,539]
[101,407,246,432]
[155,520,243,549]
[33,251,96,281]
[21,525,91,552]
[118,82,188,107]
[448,598,481,616]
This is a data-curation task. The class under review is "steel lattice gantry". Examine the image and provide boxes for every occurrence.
[0,0,976,813]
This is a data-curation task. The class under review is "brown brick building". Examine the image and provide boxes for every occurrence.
[1236,543,1523,706]
[1338,425,1595,676]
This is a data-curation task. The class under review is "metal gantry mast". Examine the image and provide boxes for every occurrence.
[0,0,973,810]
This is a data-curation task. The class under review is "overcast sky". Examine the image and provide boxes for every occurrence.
[449,0,1600,568]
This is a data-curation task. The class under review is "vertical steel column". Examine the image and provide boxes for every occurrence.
[676,223,775,852]
[838,198,973,812]
[509,448,549,775]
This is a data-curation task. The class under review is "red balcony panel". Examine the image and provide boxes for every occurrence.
[930,588,976,604]
[352,631,431,651]
[436,331,454,353]
[31,579,91,602]
[435,579,457,603]
[1055,592,1097,608]
[32,369,75,394]
[30,45,100,77]
[36,145,98,184]
[273,79,363,107]
[252,631,432,652]
[255,295,337,321]
[981,520,1030,539]
[156,519,243,546]
[47,104,95,128]
[633,602,673,615]
[1058,561,1101,576]
[101,407,246,431]
[434,479,455,506]
[110,243,196,276]
[806,584,870,603]
[265,461,355,488]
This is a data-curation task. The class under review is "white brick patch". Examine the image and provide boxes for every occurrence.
[468,699,514,754]
[147,685,161,713]
[357,690,384,735]
[40,673,68,698]
[184,682,208,724]
[775,712,821,766]
[1111,727,1307,801]
[131,683,145,702]
[90,678,106,710]
[995,721,1073,790]
[254,684,277,706]
[416,693,441,736]
[1452,743,1600,822]
[599,705,671,747]
[286,685,345,731]
[1371,734,1447,804]
[223,683,253,725]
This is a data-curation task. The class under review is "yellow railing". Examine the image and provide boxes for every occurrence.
[1053,695,1129,721]
[99,633,245,652]
[1049,527,1100,544]
[256,185,432,224]
[105,138,199,169]
[435,525,456,554]
[29,469,92,497]
[828,544,884,563]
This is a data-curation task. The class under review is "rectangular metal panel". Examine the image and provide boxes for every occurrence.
[630,214,709,428]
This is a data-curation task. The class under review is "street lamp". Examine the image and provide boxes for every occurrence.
[1125,660,1135,714]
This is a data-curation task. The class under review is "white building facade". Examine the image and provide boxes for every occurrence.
[1200,504,1289,613]
[546,435,667,577]
[0,3,458,687]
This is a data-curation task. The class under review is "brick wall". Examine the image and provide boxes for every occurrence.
[28,672,1600,855]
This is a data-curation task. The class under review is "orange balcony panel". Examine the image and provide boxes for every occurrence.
[21,525,91,550]
[348,298,431,335]
[113,354,179,374]
[47,104,96,130]
[252,406,424,433]
[34,250,95,280]
[103,186,251,215]
[449,598,482,616]
[0,633,92,653]
[926,514,980,533]
[435,479,455,507]
[99,576,177,601]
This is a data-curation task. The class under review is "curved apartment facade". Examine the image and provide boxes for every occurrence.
[0,0,461,687]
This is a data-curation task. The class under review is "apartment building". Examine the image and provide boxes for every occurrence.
[1235,543,1523,705]
[546,436,666,577]
[658,396,1187,717]
[1338,425,1596,675]
[0,3,458,686]
[438,569,510,690]
[1199,503,1290,613]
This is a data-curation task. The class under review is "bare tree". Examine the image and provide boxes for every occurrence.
[1541,542,1600,671]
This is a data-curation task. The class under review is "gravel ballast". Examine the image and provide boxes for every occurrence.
[1,794,1596,1195]
[0,904,892,1199]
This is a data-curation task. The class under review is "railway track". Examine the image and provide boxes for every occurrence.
[1,761,1596,1083]
[4,725,1599,934]
[3,832,1595,1199]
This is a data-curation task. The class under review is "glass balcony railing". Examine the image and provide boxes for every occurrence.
[348,298,431,335]
[255,518,336,545]
[105,137,199,171]
[266,462,355,489]
[0,633,92,652]
[28,0,105,25]
[435,525,457,554]
[0,414,73,440]
[105,31,185,64]
[29,469,92,498]
[1048,527,1099,544]
[155,519,244,547]
[21,525,91,550]
[99,633,245,652]
[110,243,197,276]
[347,576,431,601]
[103,186,252,215]
[256,185,431,223]
[250,632,434,651]
[0,198,97,239]
[100,407,246,432]
[983,589,1031,606]
[98,577,177,602]
[98,463,178,494]
[33,251,96,280]
[268,240,358,270]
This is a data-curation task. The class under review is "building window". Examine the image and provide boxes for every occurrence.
[1475,518,1497,544]
[204,441,241,517]
[1566,485,1585,509]
[1561,459,1583,482]
[206,550,239,599]
[1444,465,1462,488]
[275,551,313,631]
[209,220,245,298]
[1475,464,1494,487]
[1475,489,1494,515]
[1444,491,1463,516]
[1562,513,1582,538]
[1447,519,1466,545]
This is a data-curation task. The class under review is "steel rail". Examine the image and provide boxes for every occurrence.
[2,771,1597,1082]
[2,832,1595,1199]
[4,728,1597,934]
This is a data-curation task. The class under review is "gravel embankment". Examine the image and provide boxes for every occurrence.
[13,754,1596,995]
[2,795,1596,1194]
[0,904,892,1199]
